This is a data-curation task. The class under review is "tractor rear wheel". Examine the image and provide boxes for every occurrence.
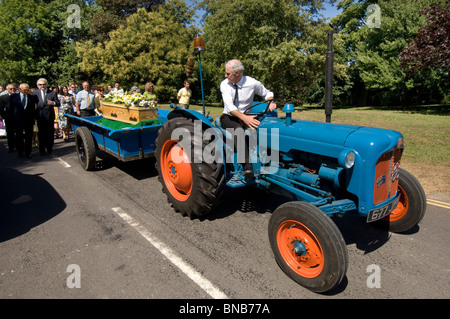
[268,201,348,293]
[155,117,224,218]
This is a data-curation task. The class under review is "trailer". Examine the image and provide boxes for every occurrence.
[65,109,170,170]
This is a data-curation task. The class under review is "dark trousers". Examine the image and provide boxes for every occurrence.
[37,119,54,154]
[220,114,252,165]
[80,109,95,117]
[15,123,34,157]
[4,118,16,151]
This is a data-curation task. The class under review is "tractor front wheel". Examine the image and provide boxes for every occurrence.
[380,168,426,233]
[268,201,348,293]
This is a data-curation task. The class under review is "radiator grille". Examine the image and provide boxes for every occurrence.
[373,149,402,205]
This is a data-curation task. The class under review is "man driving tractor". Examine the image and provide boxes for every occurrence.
[219,59,277,178]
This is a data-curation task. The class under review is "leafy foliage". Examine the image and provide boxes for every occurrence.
[399,2,450,73]
[333,0,448,105]
[199,0,347,104]
[77,0,196,101]
[89,0,165,43]
[0,0,448,107]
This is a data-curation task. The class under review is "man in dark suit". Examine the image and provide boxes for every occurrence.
[0,83,18,152]
[32,78,60,155]
[11,83,37,158]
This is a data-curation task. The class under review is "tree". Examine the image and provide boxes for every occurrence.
[0,0,62,84]
[89,0,165,43]
[0,0,100,86]
[77,0,196,99]
[199,0,346,104]
[399,2,450,73]
[333,0,448,106]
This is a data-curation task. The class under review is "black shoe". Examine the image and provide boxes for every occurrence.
[243,170,254,180]
[243,163,254,180]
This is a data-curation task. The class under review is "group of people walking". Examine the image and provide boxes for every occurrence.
[0,78,193,159]
[0,78,60,158]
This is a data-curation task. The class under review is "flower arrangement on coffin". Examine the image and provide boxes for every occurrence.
[102,91,158,109]
[100,91,159,124]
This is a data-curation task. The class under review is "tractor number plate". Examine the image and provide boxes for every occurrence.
[367,196,400,223]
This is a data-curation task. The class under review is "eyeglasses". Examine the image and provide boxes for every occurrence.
[37,83,46,86]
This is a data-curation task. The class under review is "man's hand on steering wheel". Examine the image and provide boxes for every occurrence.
[244,98,277,116]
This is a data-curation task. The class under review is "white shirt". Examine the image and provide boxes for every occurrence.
[111,88,124,94]
[220,75,273,115]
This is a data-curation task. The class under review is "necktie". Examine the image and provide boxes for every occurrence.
[22,95,26,109]
[233,84,239,105]
[86,92,90,108]
[41,90,45,102]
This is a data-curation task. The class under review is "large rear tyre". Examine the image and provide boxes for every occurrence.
[268,201,348,293]
[75,126,96,171]
[155,117,224,218]
[381,168,426,233]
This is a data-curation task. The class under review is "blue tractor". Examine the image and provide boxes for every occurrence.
[154,101,426,293]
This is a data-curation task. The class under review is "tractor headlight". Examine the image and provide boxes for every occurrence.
[344,151,355,168]
[339,150,356,169]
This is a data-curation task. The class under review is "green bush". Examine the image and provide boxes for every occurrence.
[155,85,178,103]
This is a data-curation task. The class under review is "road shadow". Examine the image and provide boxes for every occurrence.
[332,214,391,254]
[205,186,287,221]
[0,168,66,242]
[208,187,392,256]
[94,153,159,180]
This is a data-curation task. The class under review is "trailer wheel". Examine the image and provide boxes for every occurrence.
[380,168,426,233]
[268,201,348,293]
[75,126,96,171]
[155,117,224,218]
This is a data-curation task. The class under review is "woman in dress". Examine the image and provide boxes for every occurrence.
[58,86,75,142]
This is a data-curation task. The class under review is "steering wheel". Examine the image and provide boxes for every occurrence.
[244,99,276,116]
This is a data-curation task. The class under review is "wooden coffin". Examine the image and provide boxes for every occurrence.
[100,101,158,124]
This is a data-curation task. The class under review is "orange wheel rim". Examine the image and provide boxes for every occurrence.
[276,220,324,278]
[387,185,409,222]
[160,139,193,201]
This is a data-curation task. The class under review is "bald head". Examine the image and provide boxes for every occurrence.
[19,83,30,94]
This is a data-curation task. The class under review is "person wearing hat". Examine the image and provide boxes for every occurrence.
[130,86,140,94]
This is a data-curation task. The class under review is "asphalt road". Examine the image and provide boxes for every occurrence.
[1,136,449,303]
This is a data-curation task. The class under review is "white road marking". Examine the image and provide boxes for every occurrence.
[112,207,228,299]
[56,157,71,168]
